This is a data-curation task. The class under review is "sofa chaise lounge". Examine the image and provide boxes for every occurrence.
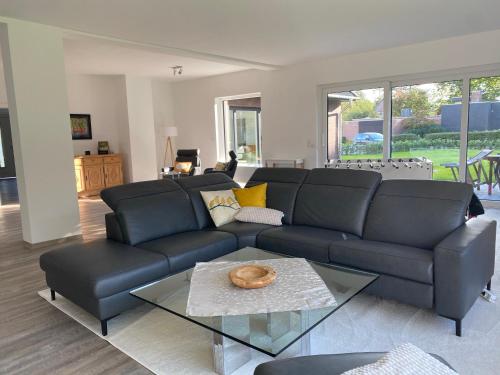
[40,168,496,337]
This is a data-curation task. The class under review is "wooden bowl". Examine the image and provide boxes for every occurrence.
[229,264,277,289]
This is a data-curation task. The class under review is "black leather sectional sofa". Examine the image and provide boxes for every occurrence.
[40,168,496,337]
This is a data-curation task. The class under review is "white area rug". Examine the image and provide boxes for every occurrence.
[39,266,500,375]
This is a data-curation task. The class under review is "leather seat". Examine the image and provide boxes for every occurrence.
[136,230,237,273]
[39,239,170,299]
[254,352,453,375]
[329,239,434,284]
[215,222,274,248]
[257,225,358,263]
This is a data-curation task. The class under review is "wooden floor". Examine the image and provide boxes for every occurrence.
[0,179,150,374]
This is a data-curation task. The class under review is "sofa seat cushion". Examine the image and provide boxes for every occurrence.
[329,240,434,284]
[215,222,274,248]
[39,239,170,299]
[257,225,358,263]
[136,230,237,273]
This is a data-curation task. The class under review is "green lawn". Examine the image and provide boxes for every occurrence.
[344,148,497,181]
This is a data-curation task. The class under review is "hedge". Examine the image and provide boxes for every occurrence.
[425,129,500,141]
[342,137,500,155]
[392,133,419,141]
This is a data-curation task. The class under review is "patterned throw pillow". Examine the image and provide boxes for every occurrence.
[200,190,241,227]
[235,207,283,226]
[174,161,192,173]
[342,343,457,375]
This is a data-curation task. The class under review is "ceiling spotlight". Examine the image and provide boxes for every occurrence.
[171,66,183,76]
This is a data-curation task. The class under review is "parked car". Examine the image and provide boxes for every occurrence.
[354,132,384,143]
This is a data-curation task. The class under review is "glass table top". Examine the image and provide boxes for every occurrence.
[130,247,378,357]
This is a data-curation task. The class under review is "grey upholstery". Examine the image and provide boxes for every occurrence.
[101,179,179,211]
[114,183,198,245]
[246,168,309,224]
[215,222,274,248]
[105,213,124,242]
[434,217,497,320]
[294,169,381,236]
[136,230,237,273]
[254,352,453,375]
[257,225,358,263]
[329,240,434,284]
[363,179,473,249]
[40,239,170,319]
[365,274,434,309]
[177,174,239,229]
[40,239,170,298]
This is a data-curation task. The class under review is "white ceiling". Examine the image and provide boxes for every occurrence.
[62,37,247,80]
[0,0,499,73]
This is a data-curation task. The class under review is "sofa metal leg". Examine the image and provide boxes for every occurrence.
[455,319,462,337]
[487,280,492,291]
[50,289,56,301]
[101,319,108,336]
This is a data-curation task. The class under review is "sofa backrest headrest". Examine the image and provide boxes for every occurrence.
[363,179,473,249]
[177,173,239,229]
[293,168,382,236]
[246,168,309,224]
[100,179,198,245]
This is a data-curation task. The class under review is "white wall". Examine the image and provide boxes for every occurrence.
[0,19,81,244]
[171,29,500,180]
[123,76,158,182]
[152,80,175,172]
[66,74,123,156]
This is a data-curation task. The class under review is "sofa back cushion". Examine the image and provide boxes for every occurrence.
[363,179,473,249]
[246,168,309,224]
[177,173,239,229]
[293,168,381,236]
[101,179,198,245]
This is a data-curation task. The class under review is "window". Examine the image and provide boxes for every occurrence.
[391,81,463,181]
[322,69,500,199]
[219,96,262,166]
[327,88,384,161]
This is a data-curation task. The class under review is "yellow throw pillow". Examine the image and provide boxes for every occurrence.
[232,183,267,208]
[174,161,192,173]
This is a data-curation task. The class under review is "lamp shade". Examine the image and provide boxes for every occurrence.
[164,126,178,137]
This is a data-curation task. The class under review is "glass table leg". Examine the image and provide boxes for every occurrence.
[212,332,252,375]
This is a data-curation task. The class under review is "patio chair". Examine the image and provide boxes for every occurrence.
[441,149,492,190]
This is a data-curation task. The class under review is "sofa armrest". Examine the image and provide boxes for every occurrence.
[434,217,496,320]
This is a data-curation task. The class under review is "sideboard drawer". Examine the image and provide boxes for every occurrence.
[82,156,103,166]
[103,155,121,164]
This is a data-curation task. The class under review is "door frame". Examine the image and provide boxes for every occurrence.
[0,108,15,179]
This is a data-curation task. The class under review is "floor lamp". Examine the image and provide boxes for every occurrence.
[163,126,177,170]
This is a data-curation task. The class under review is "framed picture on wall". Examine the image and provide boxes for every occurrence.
[70,114,92,140]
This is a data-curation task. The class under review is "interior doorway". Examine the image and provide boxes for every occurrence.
[0,109,16,179]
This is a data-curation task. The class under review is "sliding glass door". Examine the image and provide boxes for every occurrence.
[323,70,500,198]
[391,81,462,181]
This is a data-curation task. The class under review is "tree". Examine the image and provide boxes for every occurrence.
[341,99,377,121]
[392,88,434,119]
[437,77,500,103]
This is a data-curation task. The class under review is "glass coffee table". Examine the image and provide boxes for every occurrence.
[130,247,378,375]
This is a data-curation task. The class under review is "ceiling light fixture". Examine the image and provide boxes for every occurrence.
[171,65,183,76]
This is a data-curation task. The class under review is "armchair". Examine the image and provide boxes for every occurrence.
[204,150,238,178]
[175,149,200,176]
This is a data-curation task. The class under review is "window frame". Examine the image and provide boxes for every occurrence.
[319,63,500,182]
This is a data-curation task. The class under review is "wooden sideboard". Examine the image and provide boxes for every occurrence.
[74,154,123,197]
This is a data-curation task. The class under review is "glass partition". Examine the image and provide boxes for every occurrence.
[327,88,384,161]
[390,81,463,181]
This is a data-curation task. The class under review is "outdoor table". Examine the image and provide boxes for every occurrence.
[485,155,500,195]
